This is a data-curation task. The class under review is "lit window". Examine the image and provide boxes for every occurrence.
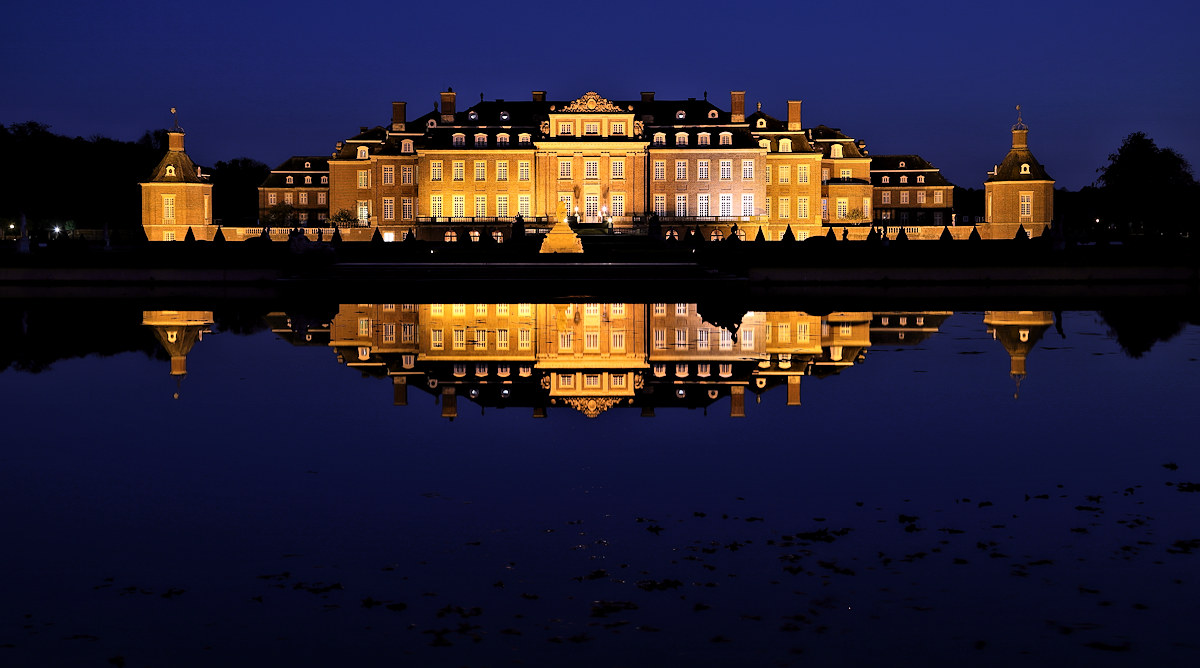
[742,193,754,216]
[559,122,573,136]
[697,193,710,217]
[840,169,852,180]
[697,160,709,181]
[676,160,687,181]
[382,197,394,220]
[675,194,687,216]
[497,134,510,146]
[518,161,531,181]
[1020,193,1032,217]
[401,140,413,153]
[611,194,624,216]
[798,165,809,183]
[831,144,843,159]
[917,175,925,183]
[586,160,599,179]
[357,170,369,188]
[475,195,487,217]
[698,133,710,145]
[431,195,443,218]
[719,160,731,181]
[452,195,465,217]
[654,161,665,181]
[797,197,809,219]
[779,165,790,184]
[882,176,890,184]
[675,132,688,146]
[357,146,368,159]
[162,195,175,220]
[496,161,508,182]
[559,331,573,351]
[611,122,625,135]
[742,160,754,180]
[719,132,732,145]
[452,161,464,181]
[475,161,486,181]
[611,160,624,179]
[779,197,790,218]
[474,134,487,147]
[286,175,293,184]
[559,160,572,179]
[382,165,394,185]
[304,175,311,184]
[900,176,908,184]
[1021,163,1030,174]
[654,194,666,216]
[653,133,666,146]
[779,138,792,153]
[431,161,443,181]
[585,122,599,135]
[401,165,413,184]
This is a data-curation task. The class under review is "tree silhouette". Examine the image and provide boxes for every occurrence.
[1096,132,1198,237]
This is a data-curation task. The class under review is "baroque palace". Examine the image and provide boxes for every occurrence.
[142,89,1054,242]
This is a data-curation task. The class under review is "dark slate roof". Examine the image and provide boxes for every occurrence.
[870,155,954,187]
[147,142,205,183]
[809,125,866,159]
[271,156,329,172]
[987,133,1054,182]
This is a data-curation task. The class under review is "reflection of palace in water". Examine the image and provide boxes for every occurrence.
[142,307,1054,415]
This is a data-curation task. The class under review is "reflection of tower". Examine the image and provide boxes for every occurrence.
[142,311,215,396]
[984,311,1053,398]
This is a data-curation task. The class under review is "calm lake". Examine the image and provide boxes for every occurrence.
[1,298,1198,667]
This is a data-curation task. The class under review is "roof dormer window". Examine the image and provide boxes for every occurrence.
[468,111,479,121]
[321,176,328,184]
[779,138,792,153]
[165,165,175,177]
[675,132,688,146]
[831,144,843,159]
[305,176,312,184]
[756,118,767,128]
[653,132,666,146]
[698,133,710,146]
[900,176,908,183]
[304,161,311,168]
[917,175,925,183]
[357,146,369,159]
[719,132,732,146]
[882,176,890,184]
[286,176,294,184]
[401,139,413,153]
[759,139,770,149]
[497,133,510,146]
[474,133,487,147]
[499,111,510,121]
[676,110,686,120]
[518,133,531,146]
[708,110,718,119]
[1020,163,1030,174]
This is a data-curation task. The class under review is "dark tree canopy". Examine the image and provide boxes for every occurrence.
[211,158,269,226]
[1096,132,1198,236]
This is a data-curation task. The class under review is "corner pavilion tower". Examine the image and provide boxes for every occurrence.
[984,107,1055,238]
[141,111,213,241]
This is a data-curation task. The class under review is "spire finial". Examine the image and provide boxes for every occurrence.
[1012,104,1028,131]
[170,107,180,130]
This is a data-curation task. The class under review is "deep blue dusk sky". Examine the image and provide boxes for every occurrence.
[3,0,1197,191]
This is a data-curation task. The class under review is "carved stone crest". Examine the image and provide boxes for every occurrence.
[562,397,621,418]
[561,92,624,113]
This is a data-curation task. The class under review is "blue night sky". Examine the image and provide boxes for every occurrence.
[2,0,1197,191]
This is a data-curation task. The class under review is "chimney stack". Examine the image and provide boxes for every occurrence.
[641,91,655,103]
[532,90,546,102]
[787,100,802,131]
[730,91,746,123]
[391,102,407,131]
[440,89,456,123]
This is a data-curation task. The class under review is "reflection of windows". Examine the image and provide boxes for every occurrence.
[697,363,710,377]
[611,374,626,388]
[358,318,371,336]
[719,363,732,377]
[611,303,625,317]
[382,323,396,343]
[430,304,444,316]
[518,303,531,317]
[741,328,755,349]
[519,328,531,350]
[585,330,599,350]
[431,329,443,349]
[653,303,666,316]
[719,329,732,350]
[584,374,601,388]
[497,329,509,350]
[697,329,710,351]
[558,331,573,351]
[675,328,687,349]
[839,324,852,336]
[453,328,465,350]
[474,328,487,349]
[653,328,666,349]
[611,329,625,351]
[402,323,415,342]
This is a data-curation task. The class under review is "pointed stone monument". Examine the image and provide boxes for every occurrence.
[539,200,584,253]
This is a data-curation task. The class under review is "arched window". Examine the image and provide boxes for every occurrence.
[710,229,724,241]
[759,139,770,149]
[708,110,718,119]
[900,176,908,183]
[492,230,504,243]
[899,161,906,167]
[321,176,328,184]
[165,166,175,177]
[518,133,531,146]
[496,133,510,146]
[474,134,487,147]
[286,176,293,184]
[831,144,843,159]
[779,138,792,153]
[468,111,478,121]
[468,229,481,242]
[401,139,413,153]
[676,110,686,120]
[452,134,466,147]
[304,161,311,168]
[1020,163,1030,174]
[675,132,688,146]
[444,230,457,242]
[697,133,710,146]
[357,146,369,159]
[665,229,679,240]
[757,118,767,128]
[734,228,747,240]
[500,111,510,121]
[917,175,925,183]
[881,176,890,184]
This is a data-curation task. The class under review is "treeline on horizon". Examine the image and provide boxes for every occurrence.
[1,122,1196,239]
[0,122,268,234]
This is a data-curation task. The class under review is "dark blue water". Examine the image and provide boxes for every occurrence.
[1,306,1198,667]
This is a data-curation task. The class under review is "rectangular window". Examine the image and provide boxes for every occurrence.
[497,195,509,218]
[583,373,601,388]
[654,161,666,181]
[585,330,599,350]
[719,160,732,181]
[268,192,277,206]
[382,166,394,185]
[496,161,508,182]
[697,159,709,181]
[475,161,486,181]
[298,192,308,205]
[431,161,443,181]
[357,200,369,222]
[559,374,575,389]
[611,160,624,179]
[584,122,599,135]
[401,165,413,184]
[452,195,465,218]
[742,328,755,350]
[585,194,599,217]
[518,195,531,217]
[742,193,754,216]
[558,331,573,352]
[675,328,687,349]
[779,197,790,219]
[611,194,624,217]
[798,165,809,183]
[284,192,294,205]
[382,197,394,220]
[719,329,732,350]
[559,160,572,179]
[900,191,910,204]
[698,194,710,217]
[881,191,891,204]
[653,328,666,350]
[318,192,327,205]
[431,329,443,350]
[475,195,487,217]
[611,329,626,351]
[822,168,830,182]
[475,328,487,350]
[1020,192,1032,218]
[611,374,626,388]
[162,195,175,220]
[934,190,944,204]
[840,168,852,180]
[840,324,853,336]
[519,328,531,350]
[836,198,849,219]
[558,122,573,136]
[585,160,598,179]
[765,165,771,184]
[452,161,464,181]
[654,195,666,216]
[742,160,755,180]
[401,197,413,220]
[917,191,926,204]
[497,329,510,350]
[697,328,709,351]
[779,165,790,183]
[382,323,396,343]
[676,160,687,181]
[611,122,625,136]
[401,323,415,343]
[163,230,176,241]
[358,170,369,188]
[675,194,688,216]
[797,197,809,219]
[719,194,732,217]
[518,161,531,181]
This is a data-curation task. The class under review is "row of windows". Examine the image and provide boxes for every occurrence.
[452,133,534,148]
[649,193,757,217]
[429,327,534,351]
[652,131,732,147]
[558,159,625,180]
[879,175,927,184]
[284,175,328,185]
[555,121,625,137]
[765,164,812,184]
[878,191,944,205]
[268,192,328,206]
[650,159,755,182]
[430,194,532,218]
[431,160,531,182]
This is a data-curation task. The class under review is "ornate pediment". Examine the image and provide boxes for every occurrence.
[561,92,625,113]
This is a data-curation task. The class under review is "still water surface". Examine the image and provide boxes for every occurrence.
[1,302,1198,667]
